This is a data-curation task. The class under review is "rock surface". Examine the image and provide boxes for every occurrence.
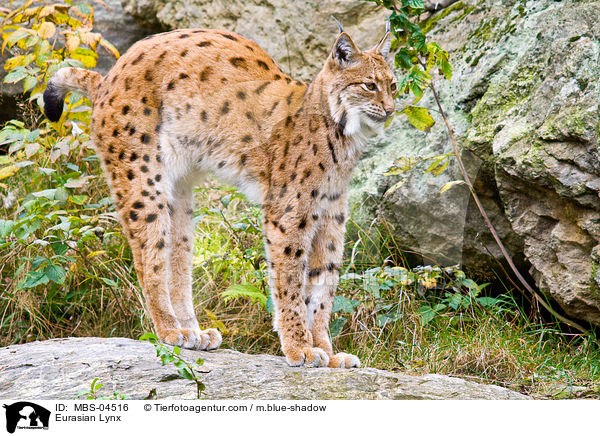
[0,337,527,400]
[352,0,600,324]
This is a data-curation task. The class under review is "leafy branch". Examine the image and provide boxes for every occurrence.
[1,0,118,110]
[140,333,208,399]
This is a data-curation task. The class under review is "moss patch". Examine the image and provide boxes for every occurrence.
[420,1,475,34]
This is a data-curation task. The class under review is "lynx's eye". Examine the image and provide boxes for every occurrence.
[362,82,377,92]
[390,82,397,93]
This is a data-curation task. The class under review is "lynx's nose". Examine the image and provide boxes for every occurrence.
[384,107,395,118]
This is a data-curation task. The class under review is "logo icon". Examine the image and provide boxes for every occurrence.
[3,402,50,434]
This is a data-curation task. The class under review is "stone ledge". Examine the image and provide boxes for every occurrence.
[0,337,527,400]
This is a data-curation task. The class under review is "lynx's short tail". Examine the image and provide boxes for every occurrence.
[43,67,102,122]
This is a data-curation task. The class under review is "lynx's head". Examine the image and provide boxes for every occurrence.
[322,26,397,138]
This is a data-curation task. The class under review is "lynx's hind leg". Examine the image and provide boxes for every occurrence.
[263,212,329,368]
[104,133,204,349]
[306,215,360,369]
[167,182,222,350]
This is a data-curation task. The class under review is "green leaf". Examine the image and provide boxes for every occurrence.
[461,279,480,291]
[440,180,466,193]
[3,29,29,50]
[221,284,267,307]
[405,0,425,9]
[23,76,37,92]
[68,195,88,205]
[100,277,117,287]
[74,3,93,16]
[160,354,175,365]
[477,296,500,307]
[64,176,90,189]
[401,106,435,132]
[411,32,427,52]
[0,220,16,237]
[21,270,50,289]
[395,48,413,70]
[409,82,424,101]
[32,188,56,199]
[417,304,446,326]
[376,312,401,327]
[384,179,407,196]
[220,194,232,207]
[332,295,361,314]
[437,53,453,80]
[139,332,159,342]
[55,187,69,202]
[34,40,52,65]
[71,47,98,68]
[44,263,67,284]
[90,378,103,391]
[329,317,347,338]
[14,221,41,239]
[3,69,28,84]
[178,367,195,381]
[447,293,463,310]
[340,272,363,281]
[426,157,450,176]
[362,276,381,299]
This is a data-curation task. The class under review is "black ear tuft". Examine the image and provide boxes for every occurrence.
[43,83,64,122]
[332,32,360,68]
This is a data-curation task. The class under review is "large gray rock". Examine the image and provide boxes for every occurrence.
[476,1,600,325]
[0,337,527,400]
[351,0,600,325]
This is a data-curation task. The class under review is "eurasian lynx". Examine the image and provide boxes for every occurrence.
[44,24,396,368]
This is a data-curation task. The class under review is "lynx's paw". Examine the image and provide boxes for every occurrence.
[201,328,222,350]
[284,346,330,367]
[329,352,361,369]
[159,328,222,351]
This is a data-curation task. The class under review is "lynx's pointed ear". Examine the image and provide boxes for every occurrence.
[332,32,360,68]
[373,30,392,62]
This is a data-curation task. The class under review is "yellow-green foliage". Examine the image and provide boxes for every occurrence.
[1,0,118,107]
[0,0,133,344]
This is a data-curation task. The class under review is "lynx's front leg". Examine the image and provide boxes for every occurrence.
[307,213,360,368]
[264,216,329,367]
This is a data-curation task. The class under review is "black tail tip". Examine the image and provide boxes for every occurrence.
[43,83,64,122]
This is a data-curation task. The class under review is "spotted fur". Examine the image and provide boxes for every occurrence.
[44,27,396,368]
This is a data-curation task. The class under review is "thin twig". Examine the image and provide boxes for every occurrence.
[428,81,593,338]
